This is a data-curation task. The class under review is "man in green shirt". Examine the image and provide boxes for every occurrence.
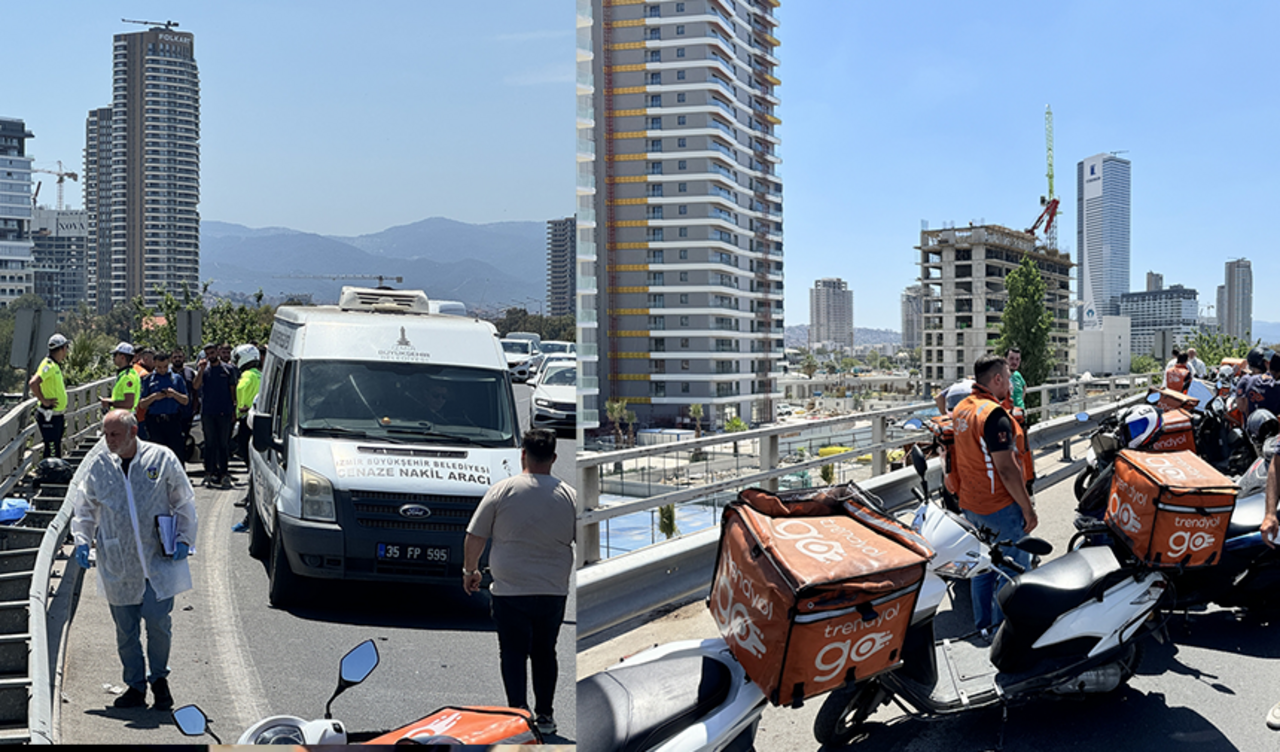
[101,342,141,415]
[1007,347,1026,410]
[30,333,70,458]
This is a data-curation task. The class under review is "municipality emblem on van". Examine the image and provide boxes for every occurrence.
[398,504,431,519]
[397,327,411,348]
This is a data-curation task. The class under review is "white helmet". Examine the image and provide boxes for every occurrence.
[1120,405,1163,449]
[232,344,259,369]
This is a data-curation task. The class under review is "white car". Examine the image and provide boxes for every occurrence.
[530,361,576,431]
[501,339,536,382]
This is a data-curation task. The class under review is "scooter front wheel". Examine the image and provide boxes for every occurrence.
[1073,466,1097,502]
[813,678,887,747]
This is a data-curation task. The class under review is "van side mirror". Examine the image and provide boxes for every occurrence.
[251,412,279,453]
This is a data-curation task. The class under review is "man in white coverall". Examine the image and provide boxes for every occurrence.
[69,410,198,710]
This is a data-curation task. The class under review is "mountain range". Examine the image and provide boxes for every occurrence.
[200,218,549,312]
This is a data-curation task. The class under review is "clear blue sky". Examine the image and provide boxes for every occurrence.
[777,1,1278,329]
[5,1,575,236]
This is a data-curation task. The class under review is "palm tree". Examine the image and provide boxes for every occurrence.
[689,403,704,439]
[605,398,628,448]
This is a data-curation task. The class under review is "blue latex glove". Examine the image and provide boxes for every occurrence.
[173,542,190,561]
[75,544,91,569]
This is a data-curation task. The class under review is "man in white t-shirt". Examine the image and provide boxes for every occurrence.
[464,428,575,738]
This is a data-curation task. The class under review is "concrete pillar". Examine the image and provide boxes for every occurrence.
[578,464,601,567]
[872,415,887,477]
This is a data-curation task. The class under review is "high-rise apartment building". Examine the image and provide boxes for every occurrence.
[591,0,785,429]
[1223,258,1252,340]
[917,224,1073,384]
[1146,271,1163,292]
[0,118,35,306]
[84,24,199,313]
[901,284,923,353]
[546,217,576,317]
[809,278,853,352]
[1118,285,1198,358]
[576,0,600,440]
[31,208,89,311]
[1077,153,1131,322]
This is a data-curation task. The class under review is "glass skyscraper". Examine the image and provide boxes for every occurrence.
[1076,153,1130,325]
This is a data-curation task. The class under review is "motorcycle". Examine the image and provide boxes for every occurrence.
[173,640,543,745]
[812,445,1169,747]
[1072,410,1280,613]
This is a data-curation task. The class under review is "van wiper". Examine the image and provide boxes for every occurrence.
[303,426,408,444]
[385,427,482,445]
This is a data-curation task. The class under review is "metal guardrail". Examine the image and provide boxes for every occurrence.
[0,378,114,744]
[576,389,1147,640]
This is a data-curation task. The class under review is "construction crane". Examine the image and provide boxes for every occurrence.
[121,18,179,29]
[1027,105,1060,250]
[274,274,404,288]
[32,162,78,211]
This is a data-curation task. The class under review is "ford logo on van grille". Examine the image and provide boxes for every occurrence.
[398,504,432,519]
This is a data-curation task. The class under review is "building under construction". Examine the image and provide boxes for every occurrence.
[916,224,1073,384]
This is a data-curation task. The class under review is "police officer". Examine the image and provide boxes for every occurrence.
[29,334,70,459]
[101,343,141,415]
[951,354,1037,636]
[232,345,262,466]
[140,352,190,463]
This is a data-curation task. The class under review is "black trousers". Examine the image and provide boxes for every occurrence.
[36,412,64,459]
[145,414,185,463]
[490,594,567,717]
[202,412,234,478]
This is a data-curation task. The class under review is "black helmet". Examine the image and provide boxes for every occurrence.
[1247,409,1280,448]
[1247,347,1272,372]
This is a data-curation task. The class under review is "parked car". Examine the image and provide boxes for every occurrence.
[500,338,536,382]
[529,360,577,431]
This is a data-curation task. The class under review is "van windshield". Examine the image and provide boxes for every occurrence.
[297,361,517,447]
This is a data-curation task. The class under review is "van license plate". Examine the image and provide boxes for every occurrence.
[377,544,448,563]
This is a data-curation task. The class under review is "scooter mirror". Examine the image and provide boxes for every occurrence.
[172,704,208,737]
[327,640,381,720]
[903,418,923,430]
[910,445,928,478]
[1014,536,1053,556]
[1146,392,1162,404]
[1075,412,1090,423]
[340,640,380,685]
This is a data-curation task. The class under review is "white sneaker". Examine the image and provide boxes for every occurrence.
[1267,701,1280,730]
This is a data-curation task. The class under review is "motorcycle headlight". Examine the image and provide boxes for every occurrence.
[254,723,306,744]
[300,466,336,522]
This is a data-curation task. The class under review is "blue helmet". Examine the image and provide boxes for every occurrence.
[1120,405,1162,449]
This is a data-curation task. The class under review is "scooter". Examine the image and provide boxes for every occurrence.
[173,640,544,745]
[172,639,383,744]
[577,638,767,752]
[812,446,1169,747]
[1072,411,1280,614]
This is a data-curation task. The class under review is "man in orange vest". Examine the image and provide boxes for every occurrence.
[952,354,1037,637]
[1164,351,1192,394]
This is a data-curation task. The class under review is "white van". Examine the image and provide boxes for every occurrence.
[247,287,521,606]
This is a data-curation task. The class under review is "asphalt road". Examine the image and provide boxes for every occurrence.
[579,441,1280,751]
[60,383,578,745]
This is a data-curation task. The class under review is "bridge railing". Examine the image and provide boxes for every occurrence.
[575,372,1157,639]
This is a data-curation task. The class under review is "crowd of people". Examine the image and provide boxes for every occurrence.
[29,334,265,489]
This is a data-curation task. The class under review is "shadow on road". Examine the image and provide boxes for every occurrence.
[819,686,1237,752]
[264,576,499,630]
[82,706,170,731]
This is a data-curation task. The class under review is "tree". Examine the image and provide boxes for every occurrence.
[725,415,748,456]
[996,256,1054,413]
[820,463,836,485]
[1131,354,1161,377]
[1186,330,1254,369]
[688,403,704,439]
[605,399,628,448]
[801,353,819,378]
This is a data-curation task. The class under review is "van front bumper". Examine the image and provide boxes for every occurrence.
[277,513,487,586]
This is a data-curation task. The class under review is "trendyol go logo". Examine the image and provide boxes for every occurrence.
[772,519,846,564]
[1110,491,1143,534]
[813,632,896,683]
[1168,530,1215,559]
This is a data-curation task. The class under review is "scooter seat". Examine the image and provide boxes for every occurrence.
[1229,492,1266,539]
[577,654,733,752]
[998,546,1123,636]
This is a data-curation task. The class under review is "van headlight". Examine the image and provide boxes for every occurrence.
[535,398,553,408]
[300,466,336,522]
